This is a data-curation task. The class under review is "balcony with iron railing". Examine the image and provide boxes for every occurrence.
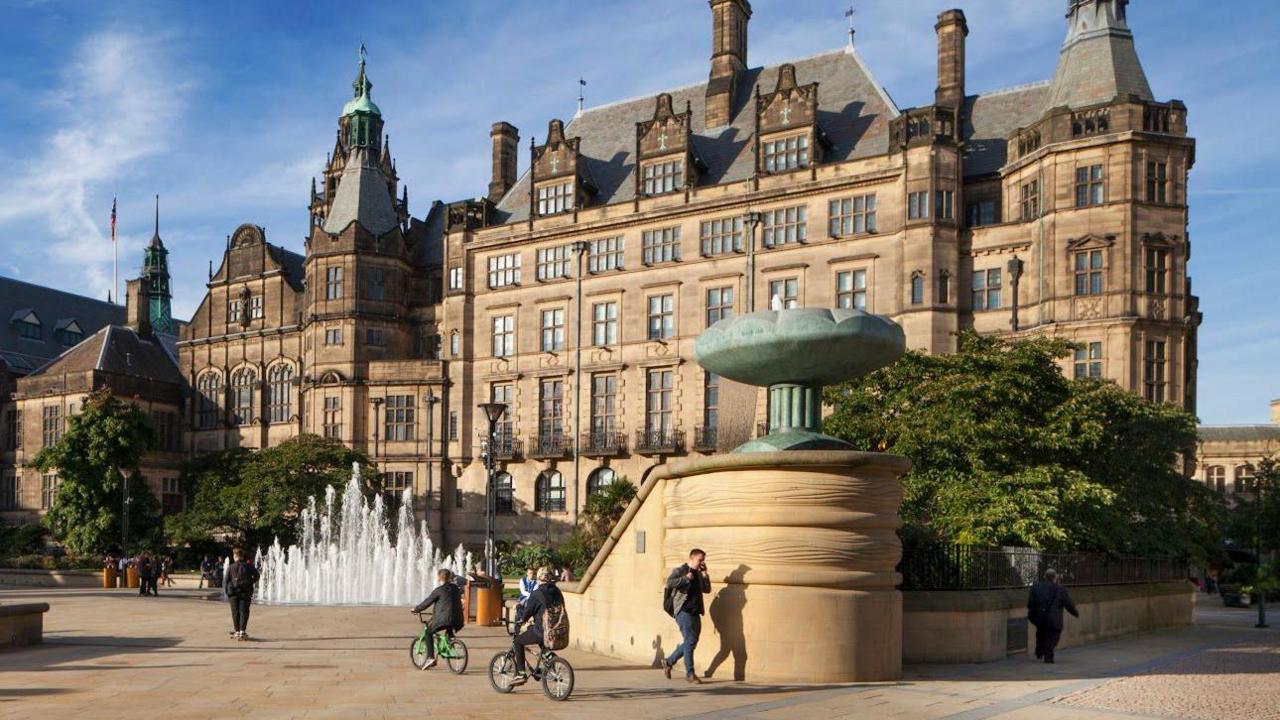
[580,430,628,457]
[692,425,718,452]
[483,427,521,461]
[635,427,685,455]
[528,433,573,460]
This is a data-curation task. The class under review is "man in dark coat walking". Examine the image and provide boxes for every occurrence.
[662,548,712,684]
[410,569,465,669]
[1027,568,1079,663]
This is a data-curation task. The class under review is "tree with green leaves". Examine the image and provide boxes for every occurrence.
[166,434,377,550]
[32,390,162,556]
[824,331,1223,559]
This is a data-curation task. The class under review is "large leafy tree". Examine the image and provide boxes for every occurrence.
[824,332,1223,559]
[32,390,162,556]
[167,434,377,550]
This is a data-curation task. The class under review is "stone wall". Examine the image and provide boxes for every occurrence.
[0,568,102,588]
[0,602,49,649]
[902,581,1194,663]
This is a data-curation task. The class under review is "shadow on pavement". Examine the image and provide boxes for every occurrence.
[572,681,892,702]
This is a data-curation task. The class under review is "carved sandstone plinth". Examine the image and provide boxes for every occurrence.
[663,450,908,682]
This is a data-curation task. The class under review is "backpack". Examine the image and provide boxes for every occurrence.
[543,600,570,651]
[663,584,676,617]
[227,563,256,597]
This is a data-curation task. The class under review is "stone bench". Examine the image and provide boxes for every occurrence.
[0,602,50,649]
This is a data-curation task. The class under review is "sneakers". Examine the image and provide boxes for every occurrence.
[239,633,250,642]
[686,674,703,684]
[662,660,672,680]
[509,673,528,687]
[422,658,437,670]
[229,630,238,639]
[230,631,248,641]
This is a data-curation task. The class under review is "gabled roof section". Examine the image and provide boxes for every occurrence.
[962,81,1052,178]
[1046,0,1153,111]
[322,146,400,236]
[26,325,181,385]
[0,275,125,374]
[493,47,897,223]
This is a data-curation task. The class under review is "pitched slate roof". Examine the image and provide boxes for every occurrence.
[0,275,125,375]
[494,47,898,224]
[323,146,400,236]
[1046,4,1153,110]
[267,244,306,292]
[962,81,1052,178]
[1198,426,1280,444]
[27,325,181,385]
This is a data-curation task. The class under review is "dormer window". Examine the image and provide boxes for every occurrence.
[762,134,809,173]
[11,310,41,340]
[536,181,574,216]
[54,319,83,346]
[642,160,683,195]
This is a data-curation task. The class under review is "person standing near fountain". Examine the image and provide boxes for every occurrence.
[226,548,260,641]
[410,568,465,669]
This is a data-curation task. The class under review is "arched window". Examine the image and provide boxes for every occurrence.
[1234,465,1254,495]
[910,272,925,305]
[1205,465,1225,494]
[230,368,257,426]
[267,363,293,424]
[587,467,616,497]
[535,471,566,512]
[196,372,223,429]
[494,472,514,513]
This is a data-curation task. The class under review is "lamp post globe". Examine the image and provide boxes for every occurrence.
[477,402,507,577]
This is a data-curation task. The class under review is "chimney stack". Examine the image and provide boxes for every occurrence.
[488,122,519,203]
[705,0,751,129]
[934,9,968,109]
[125,278,152,338]
[1271,399,1279,426]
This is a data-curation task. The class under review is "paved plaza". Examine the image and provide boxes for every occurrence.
[1,588,1276,720]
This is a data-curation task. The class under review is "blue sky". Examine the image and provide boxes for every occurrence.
[0,0,1275,424]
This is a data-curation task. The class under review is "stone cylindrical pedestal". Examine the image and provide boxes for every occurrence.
[103,566,117,589]
[662,450,908,682]
[126,567,140,588]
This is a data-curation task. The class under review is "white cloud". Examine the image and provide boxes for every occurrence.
[0,30,187,296]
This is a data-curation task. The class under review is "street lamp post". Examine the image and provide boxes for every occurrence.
[371,396,384,476]
[478,401,508,578]
[424,388,439,538]
[1255,467,1269,629]
[121,468,132,553]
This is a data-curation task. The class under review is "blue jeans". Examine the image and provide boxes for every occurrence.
[666,610,701,677]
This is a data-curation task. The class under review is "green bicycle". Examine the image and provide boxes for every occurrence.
[409,611,468,673]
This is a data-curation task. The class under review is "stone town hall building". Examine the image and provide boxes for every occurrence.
[4,1,1200,550]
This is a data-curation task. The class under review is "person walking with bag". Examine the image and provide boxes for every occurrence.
[1028,568,1079,663]
[662,548,711,684]
[225,548,259,641]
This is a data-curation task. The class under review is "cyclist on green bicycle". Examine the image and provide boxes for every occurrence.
[510,566,566,685]
[410,568,464,669]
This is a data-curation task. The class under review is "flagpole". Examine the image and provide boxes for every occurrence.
[111,197,119,304]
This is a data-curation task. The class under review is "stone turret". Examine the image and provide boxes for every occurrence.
[1047,0,1153,110]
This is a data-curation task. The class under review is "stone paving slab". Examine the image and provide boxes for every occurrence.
[0,588,1273,720]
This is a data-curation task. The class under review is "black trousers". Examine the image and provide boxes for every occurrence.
[229,596,252,633]
[424,625,456,658]
[1034,625,1061,659]
[513,628,543,673]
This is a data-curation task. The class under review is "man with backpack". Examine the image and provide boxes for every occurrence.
[225,548,259,641]
[662,548,711,684]
[510,566,569,685]
[1027,568,1079,663]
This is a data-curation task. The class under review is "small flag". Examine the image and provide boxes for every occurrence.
[110,197,117,241]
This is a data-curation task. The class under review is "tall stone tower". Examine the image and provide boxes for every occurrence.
[142,195,174,334]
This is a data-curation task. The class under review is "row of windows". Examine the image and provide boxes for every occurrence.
[1,473,185,513]
[318,266,397,302]
[486,467,618,514]
[195,365,295,429]
[1068,247,1170,297]
[9,313,84,345]
[1011,161,1176,224]
[1203,465,1257,495]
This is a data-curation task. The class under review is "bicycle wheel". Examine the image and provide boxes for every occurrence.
[409,635,430,670]
[445,637,469,674]
[541,655,575,701]
[488,652,516,693]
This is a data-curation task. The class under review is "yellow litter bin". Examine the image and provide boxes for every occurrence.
[103,566,118,589]
[126,566,140,588]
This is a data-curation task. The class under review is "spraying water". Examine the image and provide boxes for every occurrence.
[256,463,469,605]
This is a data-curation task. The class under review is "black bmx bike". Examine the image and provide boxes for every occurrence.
[409,610,468,673]
[487,623,575,701]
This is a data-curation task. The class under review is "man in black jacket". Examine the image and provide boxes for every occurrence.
[1027,568,1079,663]
[662,548,712,684]
[410,569,465,669]
[225,548,259,641]
[511,567,564,684]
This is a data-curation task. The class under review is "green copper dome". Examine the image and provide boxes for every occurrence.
[343,44,381,117]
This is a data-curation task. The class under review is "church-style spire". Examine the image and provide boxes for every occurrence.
[1047,0,1153,110]
[340,43,383,149]
[142,194,174,334]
